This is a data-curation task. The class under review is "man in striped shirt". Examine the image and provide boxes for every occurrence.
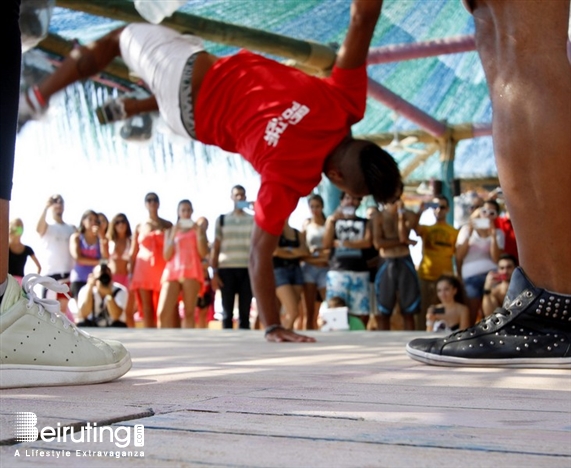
[210,185,254,330]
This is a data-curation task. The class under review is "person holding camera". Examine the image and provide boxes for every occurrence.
[35,194,76,311]
[323,192,373,328]
[413,195,459,331]
[425,275,470,333]
[481,254,518,319]
[456,199,505,325]
[77,263,128,328]
[371,194,421,331]
[210,185,254,330]
[157,199,208,328]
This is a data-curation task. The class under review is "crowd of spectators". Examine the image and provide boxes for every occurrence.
[8,185,516,332]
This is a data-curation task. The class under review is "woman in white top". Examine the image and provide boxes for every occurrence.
[300,194,330,330]
[456,199,505,325]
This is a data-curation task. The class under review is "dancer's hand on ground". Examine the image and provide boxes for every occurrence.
[265,328,316,343]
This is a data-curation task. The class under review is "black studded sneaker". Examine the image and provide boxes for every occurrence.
[406,267,571,368]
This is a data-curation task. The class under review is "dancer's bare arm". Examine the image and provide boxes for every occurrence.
[336,0,383,70]
[123,96,159,118]
[250,224,315,343]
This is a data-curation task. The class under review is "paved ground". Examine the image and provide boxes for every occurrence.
[1,330,570,467]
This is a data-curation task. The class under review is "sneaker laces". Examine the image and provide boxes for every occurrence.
[20,274,86,337]
[447,307,511,338]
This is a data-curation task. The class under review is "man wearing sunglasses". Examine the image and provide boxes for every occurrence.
[413,195,459,331]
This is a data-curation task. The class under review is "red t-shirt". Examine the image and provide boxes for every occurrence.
[496,216,519,260]
[195,51,367,235]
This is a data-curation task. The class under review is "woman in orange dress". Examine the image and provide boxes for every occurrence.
[158,199,208,328]
[130,193,172,328]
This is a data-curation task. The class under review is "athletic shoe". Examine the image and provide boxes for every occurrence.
[0,274,131,388]
[95,97,127,125]
[406,267,571,368]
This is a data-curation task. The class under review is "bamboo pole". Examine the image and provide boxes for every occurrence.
[55,0,337,71]
[367,35,475,64]
[362,122,492,147]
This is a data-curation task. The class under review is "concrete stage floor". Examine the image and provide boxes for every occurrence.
[1,330,570,467]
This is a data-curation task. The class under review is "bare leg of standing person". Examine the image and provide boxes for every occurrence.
[407,0,571,367]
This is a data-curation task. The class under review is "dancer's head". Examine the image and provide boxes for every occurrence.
[324,138,402,204]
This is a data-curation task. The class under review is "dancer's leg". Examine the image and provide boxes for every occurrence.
[35,28,124,104]
[473,0,571,292]
[406,0,571,368]
[0,0,21,287]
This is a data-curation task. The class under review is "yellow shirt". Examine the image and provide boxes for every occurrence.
[417,223,459,281]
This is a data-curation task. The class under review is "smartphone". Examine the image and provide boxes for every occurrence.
[341,206,356,216]
[236,200,252,209]
[473,218,490,229]
[178,219,194,229]
[433,306,445,315]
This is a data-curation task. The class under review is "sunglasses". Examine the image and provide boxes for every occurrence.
[435,205,448,210]
[145,197,159,203]
[116,219,127,224]
[481,209,497,216]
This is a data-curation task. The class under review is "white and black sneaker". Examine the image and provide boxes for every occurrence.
[406,267,571,368]
[0,274,131,388]
[95,97,127,125]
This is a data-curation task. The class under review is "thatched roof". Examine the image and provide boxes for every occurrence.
[27,0,495,182]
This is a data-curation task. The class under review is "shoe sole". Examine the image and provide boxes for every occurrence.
[406,344,571,369]
[0,354,132,389]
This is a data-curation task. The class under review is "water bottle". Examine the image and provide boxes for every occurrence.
[134,0,186,24]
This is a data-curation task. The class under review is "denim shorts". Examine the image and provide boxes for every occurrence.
[325,270,370,316]
[301,263,328,289]
[463,272,488,299]
[274,265,304,288]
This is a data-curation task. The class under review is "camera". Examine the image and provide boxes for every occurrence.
[178,219,195,229]
[472,218,490,229]
[97,273,112,286]
[236,200,252,210]
[341,206,356,217]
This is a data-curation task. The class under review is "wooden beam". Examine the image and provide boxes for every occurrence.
[55,0,337,71]
[400,144,439,179]
[361,122,492,146]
